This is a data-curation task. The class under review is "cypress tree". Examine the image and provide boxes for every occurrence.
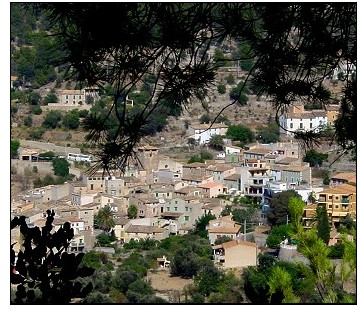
[316,206,330,245]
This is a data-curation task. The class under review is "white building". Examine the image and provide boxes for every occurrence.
[279,105,327,137]
[188,123,228,145]
[59,87,99,105]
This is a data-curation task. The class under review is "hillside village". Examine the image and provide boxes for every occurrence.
[10,3,356,303]
[11,115,356,269]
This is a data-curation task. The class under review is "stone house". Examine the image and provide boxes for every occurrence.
[212,240,258,268]
[198,181,226,198]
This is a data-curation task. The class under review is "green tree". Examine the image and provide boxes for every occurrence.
[11,139,20,159]
[96,231,117,247]
[267,266,300,303]
[267,190,302,226]
[23,116,32,127]
[80,251,103,270]
[323,172,331,185]
[208,135,224,151]
[199,113,212,124]
[194,265,224,297]
[52,158,70,177]
[266,224,294,248]
[226,124,255,144]
[29,127,45,140]
[217,83,226,94]
[213,48,230,67]
[237,43,255,72]
[231,205,261,232]
[78,109,89,118]
[214,235,233,245]
[62,110,80,129]
[31,105,42,115]
[43,91,58,105]
[193,213,216,238]
[316,206,330,245]
[42,174,55,186]
[288,197,305,233]
[28,91,41,105]
[225,73,235,85]
[229,84,249,105]
[95,205,115,233]
[127,204,138,219]
[42,110,62,129]
[256,122,280,144]
[303,149,328,167]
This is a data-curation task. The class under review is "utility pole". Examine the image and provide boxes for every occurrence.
[244,219,246,241]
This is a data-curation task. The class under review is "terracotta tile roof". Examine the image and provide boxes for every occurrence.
[275,157,300,165]
[287,110,327,119]
[224,173,241,181]
[281,165,309,172]
[320,183,356,195]
[198,182,222,189]
[80,202,100,208]
[160,212,184,218]
[113,217,131,225]
[244,148,272,155]
[212,239,257,249]
[60,89,85,95]
[331,172,356,182]
[208,225,241,234]
[125,225,165,233]
[208,164,235,172]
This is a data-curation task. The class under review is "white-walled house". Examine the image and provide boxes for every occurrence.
[279,105,328,136]
[188,123,228,145]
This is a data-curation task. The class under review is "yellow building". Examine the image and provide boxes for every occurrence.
[302,203,318,229]
[317,183,356,227]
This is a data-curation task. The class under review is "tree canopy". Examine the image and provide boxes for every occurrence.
[24,3,356,173]
[267,190,302,226]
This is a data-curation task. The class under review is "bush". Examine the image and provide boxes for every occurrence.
[31,105,42,115]
[217,84,226,94]
[328,242,344,259]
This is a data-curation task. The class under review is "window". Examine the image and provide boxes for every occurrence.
[310,123,313,128]
[290,123,293,128]
[185,216,189,222]
[328,205,332,208]
[300,123,303,128]
[174,207,178,211]
[328,196,332,199]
